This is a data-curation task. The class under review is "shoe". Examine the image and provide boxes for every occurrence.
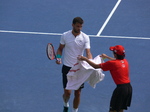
[63,106,69,112]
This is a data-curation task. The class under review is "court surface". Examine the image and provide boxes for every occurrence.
[0,0,150,112]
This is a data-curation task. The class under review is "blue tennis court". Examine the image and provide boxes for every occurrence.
[0,0,150,112]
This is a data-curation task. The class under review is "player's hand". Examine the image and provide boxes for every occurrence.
[100,54,108,59]
[77,55,87,61]
[56,58,61,64]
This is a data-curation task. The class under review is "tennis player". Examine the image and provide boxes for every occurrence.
[78,45,132,112]
[56,17,92,112]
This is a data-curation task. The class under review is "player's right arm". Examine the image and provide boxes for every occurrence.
[56,44,65,64]
[100,53,115,60]
[77,55,100,69]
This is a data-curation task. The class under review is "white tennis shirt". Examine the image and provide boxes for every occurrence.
[60,30,91,67]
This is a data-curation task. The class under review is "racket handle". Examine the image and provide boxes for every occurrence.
[56,58,61,64]
[56,58,61,61]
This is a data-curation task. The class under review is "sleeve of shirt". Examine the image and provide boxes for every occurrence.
[100,61,113,71]
[85,35,91,49]
[60,34,65,45]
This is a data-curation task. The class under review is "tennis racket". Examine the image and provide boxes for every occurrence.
[46,43,57,60]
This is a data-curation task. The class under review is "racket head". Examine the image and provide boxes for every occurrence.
[46,43,56,60]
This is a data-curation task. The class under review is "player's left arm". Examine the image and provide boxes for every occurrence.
[55,44,65,64]
[85,48,93,59]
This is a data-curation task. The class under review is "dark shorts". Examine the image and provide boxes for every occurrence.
[62,65,84,89]
[109,83,132,111]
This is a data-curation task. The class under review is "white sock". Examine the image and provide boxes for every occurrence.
[72,108,78,112]
[63,102,69,107]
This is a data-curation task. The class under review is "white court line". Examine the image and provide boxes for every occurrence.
[89,34,150,40]
[0,30,62,36]
[97,0,122,36]
[0,30,150,40]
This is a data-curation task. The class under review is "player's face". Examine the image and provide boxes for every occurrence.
[113,52,117,58]
[72,23,83,33]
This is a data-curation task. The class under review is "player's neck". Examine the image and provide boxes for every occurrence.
[72,31,80,37]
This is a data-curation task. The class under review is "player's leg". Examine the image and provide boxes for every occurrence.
[63,89,71,112]
[62,65,72,112]
[73,88,82,108]
[72,84,84,112]
[63,89,71,106]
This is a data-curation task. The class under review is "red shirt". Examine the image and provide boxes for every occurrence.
[100,59,130,85]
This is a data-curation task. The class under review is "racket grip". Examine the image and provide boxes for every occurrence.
[56,58,61,64]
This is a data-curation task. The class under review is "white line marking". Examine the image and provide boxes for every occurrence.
[89,35,150,40]
[0,30,150,40]
[97,0,122,36]
[0,30,62,36]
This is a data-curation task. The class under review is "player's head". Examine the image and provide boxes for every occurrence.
[72,17,84,34]
[72,17,84,25]
[109,45,125,59]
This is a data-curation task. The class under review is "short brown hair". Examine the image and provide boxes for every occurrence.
[72,17,84,24]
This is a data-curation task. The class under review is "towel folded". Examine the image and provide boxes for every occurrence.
[66,55,105,90]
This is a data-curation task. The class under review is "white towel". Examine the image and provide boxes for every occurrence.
[66,55,105,90]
